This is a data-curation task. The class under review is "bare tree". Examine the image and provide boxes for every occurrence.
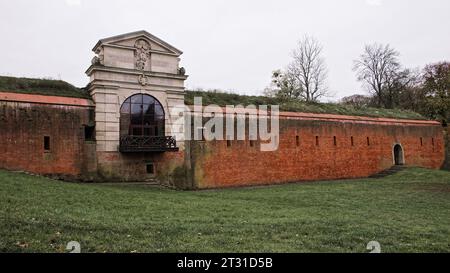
[288,35,328,102]
[353,43,402,108]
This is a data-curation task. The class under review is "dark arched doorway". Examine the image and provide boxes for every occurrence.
[393,144,404,165]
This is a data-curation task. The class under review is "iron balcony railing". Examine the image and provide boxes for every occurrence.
[119,135,179,152]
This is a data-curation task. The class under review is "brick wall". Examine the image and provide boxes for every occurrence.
[0,92,445,188]
[443,127,450,170]
[188,118,445,189]
[0,99,93,178]
[95,150,186,187]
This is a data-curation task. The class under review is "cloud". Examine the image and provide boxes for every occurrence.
[365,0,383,6]
[65,0,82,6]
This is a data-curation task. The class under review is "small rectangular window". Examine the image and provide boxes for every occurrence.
[84,126,95,141]
[296,135,300,147]
[351,136,354,146]
[333,136,337,146]
[315,136,319,146]
[227,140,232,147]
[367,137,370,146]
[420,137,423,146]
[44,136,50,151]
[146,163,154,174]
[88,109,95,122]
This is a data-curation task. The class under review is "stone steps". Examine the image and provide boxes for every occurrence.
[369,165,407,178]
[98,178,160,186]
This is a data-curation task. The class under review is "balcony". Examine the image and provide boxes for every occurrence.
[119,135,179,153]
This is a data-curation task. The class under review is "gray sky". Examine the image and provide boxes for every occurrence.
[0,0,449,101]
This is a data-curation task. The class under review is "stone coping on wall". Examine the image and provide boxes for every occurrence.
[0,91,95,107]
[277,111,440,126]
[186,105,441,126]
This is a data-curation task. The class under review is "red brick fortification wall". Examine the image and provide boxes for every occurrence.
[443,127,450,170]
[189,117,445,189]
[0,94,94,178]
[96,150,188,188]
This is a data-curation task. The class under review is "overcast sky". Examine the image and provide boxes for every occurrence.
[0,0,449,101]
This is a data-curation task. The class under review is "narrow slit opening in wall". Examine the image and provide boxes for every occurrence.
[367,137,370,146]
[226,135,233,147]
[420,137,423,146]
[315,136,319,146]
[333,136,337,146]
[146,163,154,174]
[44,136,50,151]
[351,136,354,146]
[296,135,300,147]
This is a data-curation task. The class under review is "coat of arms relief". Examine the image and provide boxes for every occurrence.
[134,39,151,85]
[134,39,151,71]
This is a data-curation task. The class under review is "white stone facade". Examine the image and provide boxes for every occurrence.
[86,31,188,152]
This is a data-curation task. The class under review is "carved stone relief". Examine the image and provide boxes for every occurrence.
[91,46,104,65]
[134,39,151,71]
[138,74,149,86]
[178,67,186,75]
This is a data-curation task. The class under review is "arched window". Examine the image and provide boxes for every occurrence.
[120,94,165,137]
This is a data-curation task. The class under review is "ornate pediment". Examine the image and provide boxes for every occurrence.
[87,30,187,87]
[92,30,183,56]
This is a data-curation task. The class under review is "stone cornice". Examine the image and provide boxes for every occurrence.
[166,90,186,96]
[86,83,120,92]
[101,43,179,57]
[85,65,188,80]
[87,78,185,93]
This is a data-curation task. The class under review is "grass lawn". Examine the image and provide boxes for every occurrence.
[0,167,449,253]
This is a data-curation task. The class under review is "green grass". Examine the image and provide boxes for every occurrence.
[185,90,426,120]
[0,76,90,99]
[1,168,449,253]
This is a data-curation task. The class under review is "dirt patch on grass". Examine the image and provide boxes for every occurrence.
[414,183,450,193]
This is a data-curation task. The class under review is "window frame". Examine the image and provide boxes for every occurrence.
[120,94,165,137]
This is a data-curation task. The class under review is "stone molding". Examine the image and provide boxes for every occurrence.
[0,91,94,107]
[85,65,188,80]
[92,30,183,56]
